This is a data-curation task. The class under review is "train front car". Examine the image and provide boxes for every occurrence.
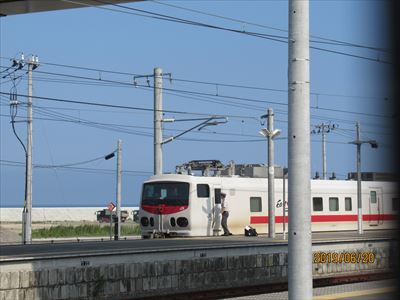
[139,175,193,238]
[138,167,398,238]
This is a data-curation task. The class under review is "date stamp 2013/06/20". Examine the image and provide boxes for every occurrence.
[313,251,375,264]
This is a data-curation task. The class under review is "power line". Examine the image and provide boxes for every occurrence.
[2,67,392,119]
[70,0,391,64]
[1,90,393,135]
[0,112,262,139]
[0,62,389,101]
[4,72,267,113]
[0,160,152,175]
[1,94,393,137]
[2,108,389,146]
[0,91,260,120]
[5,67,391,120]
[2,99,368,145]
[35,153,116,168]
[14,74,398,128]
[1,97,263,138]
[149,0,389,52]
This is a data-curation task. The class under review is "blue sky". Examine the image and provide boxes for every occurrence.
[0,0,394,207]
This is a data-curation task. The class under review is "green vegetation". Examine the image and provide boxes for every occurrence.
[32,224,141,238]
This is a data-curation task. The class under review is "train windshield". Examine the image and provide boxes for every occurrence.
[142,182,189,206]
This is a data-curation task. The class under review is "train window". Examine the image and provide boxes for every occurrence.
[392,198,399,211]
[215,189,221,204]
[370,191,377,204]
[250,197,262,212]
[142,182,189,206]
[345,197,352,211]
[313,197,323,211]
[329,197,339,211]
[197,184,210,198]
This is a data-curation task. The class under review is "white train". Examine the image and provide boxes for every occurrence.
[138,163,398,238]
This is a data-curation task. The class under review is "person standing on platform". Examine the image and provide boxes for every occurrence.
[221,192,232,236]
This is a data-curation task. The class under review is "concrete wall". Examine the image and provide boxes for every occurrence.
[0,240,396,300]
[0,207,139,222]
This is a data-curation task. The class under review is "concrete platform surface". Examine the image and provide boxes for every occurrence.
[224,279,398,300]
[0,230,395,260]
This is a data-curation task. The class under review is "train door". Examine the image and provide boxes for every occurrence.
[197,183,213,236]
[368,188,382,226]
[212,185,222,235]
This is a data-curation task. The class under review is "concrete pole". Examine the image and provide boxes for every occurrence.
[288,0,312,299]
[267,108,275,238]
[322,124,327,179]
[356,122,363,234]
[282,168,287,240]
[109,210,112,240]
[116,139,122,240]
[22,59,34,244]
[154,67,163,175]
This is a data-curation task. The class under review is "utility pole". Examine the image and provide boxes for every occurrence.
[115,139,122,240]
[267,109,275,238]
[135,68,170,175]
[260,109,280,239]
[349,122,378,235]
[154,67,163,175]
[288,0,312,298]
[356,122,362,235]
[311,123,337,179]
[282,167,288,240]
[322,129,326,179]
[22,55,39,244]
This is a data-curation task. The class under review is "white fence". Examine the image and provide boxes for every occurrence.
[0,207,139,222]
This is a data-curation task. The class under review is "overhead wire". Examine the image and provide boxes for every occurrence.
[0,97,264,140]
[2,98,391,146]
[2,105,377,145]
[67,0,392,64]
[0,62,389,102]
[149,0,389,52]
[2,67,392,119]
[0,91,260,120]
[0,160,152,176]
[0,73,390,132]
[0,77,393,135]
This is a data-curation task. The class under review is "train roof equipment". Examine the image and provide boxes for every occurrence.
[174,160,396,182]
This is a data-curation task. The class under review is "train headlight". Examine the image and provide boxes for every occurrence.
[170,217,176,227]
[177,217,189,227]
[150,217,154,227]
[141,217,149,227]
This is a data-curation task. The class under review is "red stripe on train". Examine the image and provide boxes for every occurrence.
[250,214,397,224]
[141,204,188,215]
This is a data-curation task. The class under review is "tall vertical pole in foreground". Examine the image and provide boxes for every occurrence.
[22,58,35,244]
[267,108,276,238]
[282,167,288,240]
[116,139,122,240]
[288,0,312,299]
[356,122,363,234]
[154,67,163,175]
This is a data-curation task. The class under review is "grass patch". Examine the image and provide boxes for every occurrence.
[32,224,141,238]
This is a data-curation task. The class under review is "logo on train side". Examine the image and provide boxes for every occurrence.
[276,199,288,208]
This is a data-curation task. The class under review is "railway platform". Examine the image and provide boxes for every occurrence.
[0,230,395,259]
[225,279,397,300]
[0,230,397,300]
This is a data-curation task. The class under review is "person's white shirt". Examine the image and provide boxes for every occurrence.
[221,196,229,212]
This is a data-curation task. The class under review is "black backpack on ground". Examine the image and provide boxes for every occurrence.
[244,226,258,236]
